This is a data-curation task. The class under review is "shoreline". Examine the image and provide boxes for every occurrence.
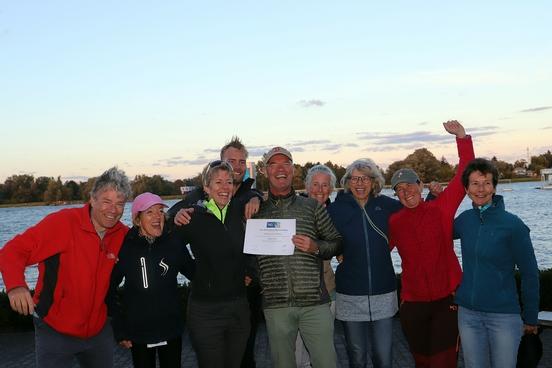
[0,178,542,208]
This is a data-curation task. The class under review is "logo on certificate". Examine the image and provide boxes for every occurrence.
[266,221,281,228]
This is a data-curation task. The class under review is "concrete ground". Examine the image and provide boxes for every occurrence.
[1,318,551,367]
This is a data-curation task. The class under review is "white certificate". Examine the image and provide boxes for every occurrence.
[243,219,296,255]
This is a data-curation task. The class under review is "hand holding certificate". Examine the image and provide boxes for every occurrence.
[243,219,296,255]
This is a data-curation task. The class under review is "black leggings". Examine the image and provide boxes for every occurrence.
[130,336,182,368]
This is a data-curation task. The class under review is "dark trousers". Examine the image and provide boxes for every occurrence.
[241,283,263,368]
[187,297,251,368]
[400,294,459,368]
[130,336,182,368]
[33,317,114,368]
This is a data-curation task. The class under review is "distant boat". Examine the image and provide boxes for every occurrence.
[540,168,552,190]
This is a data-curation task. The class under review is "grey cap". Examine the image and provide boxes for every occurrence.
[391,168,420,190]
[262,146,293,165]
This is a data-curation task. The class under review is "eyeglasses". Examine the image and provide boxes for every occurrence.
[349,176,371,184]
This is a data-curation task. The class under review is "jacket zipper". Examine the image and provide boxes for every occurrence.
[360,203,373,319]
[471,210,484,306]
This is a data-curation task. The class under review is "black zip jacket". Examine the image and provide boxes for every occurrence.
[107,227,195,344]
[174,200,256,302]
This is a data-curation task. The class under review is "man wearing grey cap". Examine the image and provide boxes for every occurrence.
[253,146,342,368]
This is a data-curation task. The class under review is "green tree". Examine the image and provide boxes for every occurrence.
[43,177,63,204]
[32,176,53,202]
[438,156,454,182]
[5,175,35,203]
[491,156,514,179]
[63,180,81,200]
[528,150,552,174]
[385,148,442,184]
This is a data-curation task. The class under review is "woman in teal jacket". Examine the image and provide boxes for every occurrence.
[454,158,539,368]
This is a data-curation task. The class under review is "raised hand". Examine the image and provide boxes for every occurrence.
[443,120,466,138]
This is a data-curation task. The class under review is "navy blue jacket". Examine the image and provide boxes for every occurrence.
[454,195,539,324]
[328,192,401,296]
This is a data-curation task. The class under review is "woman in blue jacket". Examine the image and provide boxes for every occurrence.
[328,158,401,368]
[454,158,539,368]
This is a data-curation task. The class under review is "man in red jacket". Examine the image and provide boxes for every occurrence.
[0,167,131,368]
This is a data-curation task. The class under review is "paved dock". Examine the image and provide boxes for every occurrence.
[1,318,551,367]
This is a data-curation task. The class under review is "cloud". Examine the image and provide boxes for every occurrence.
[358,126,501,146]
[467,126,500,136]
[298,99,325,108]
[418,121,429,126]
[61,175,89,182]
[519,106,552,113]
[357,131,450,144]
[365,143,424,152]
[542,126,552,130]
[157,157,211,167]
[290,139,331,145]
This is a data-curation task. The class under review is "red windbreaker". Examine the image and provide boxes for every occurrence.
[0,204,128,338]
[389,136,475,302]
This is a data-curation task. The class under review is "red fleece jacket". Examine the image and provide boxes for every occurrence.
[389,136,474,302]
[0,204,128,338]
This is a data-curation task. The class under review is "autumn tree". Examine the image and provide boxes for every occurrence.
[528,150,552,174]
[385,148,445,183]
[43,177,63,203]
[491,156,514,179]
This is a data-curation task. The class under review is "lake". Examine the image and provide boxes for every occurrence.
[0,181,550,290]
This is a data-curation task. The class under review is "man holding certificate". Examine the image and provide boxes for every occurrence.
[249,146,342,368]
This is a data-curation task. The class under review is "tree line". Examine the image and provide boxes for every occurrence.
[1,149,550,205]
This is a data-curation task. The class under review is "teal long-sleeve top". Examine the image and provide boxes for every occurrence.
[453,195,539,325]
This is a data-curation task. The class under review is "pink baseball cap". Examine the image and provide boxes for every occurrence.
[131,192,168,220]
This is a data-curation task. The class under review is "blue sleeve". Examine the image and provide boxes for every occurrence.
[511,219,539,325]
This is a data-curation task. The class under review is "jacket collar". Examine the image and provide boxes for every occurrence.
[472,194,505,212]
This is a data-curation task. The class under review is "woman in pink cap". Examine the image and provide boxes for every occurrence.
[107,192,195,368]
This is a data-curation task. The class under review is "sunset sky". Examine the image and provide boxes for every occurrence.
[1,1,551,182]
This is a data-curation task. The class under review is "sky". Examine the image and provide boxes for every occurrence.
[1,1,551,183]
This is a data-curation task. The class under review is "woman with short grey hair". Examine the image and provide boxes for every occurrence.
[328,158,401,368]
[340,158,384,196]
[305,164,337,193]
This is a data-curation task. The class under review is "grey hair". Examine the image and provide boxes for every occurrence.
[341,158,385,196]
[202,160,234,187]
[304,164,337,190]
[90,166,132,199]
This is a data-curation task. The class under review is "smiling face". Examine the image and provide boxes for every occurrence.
[90,187,126,232]
[222,147,247,185]
[395,182,423,209]
[349,169,372,206]
[137,204,166,238]
[204,169,234,207]
[466,170,495,207]
[266,154,294,196]
[307,172,332,205]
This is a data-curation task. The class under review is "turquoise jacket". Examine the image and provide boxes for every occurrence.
[454,195,539,325]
